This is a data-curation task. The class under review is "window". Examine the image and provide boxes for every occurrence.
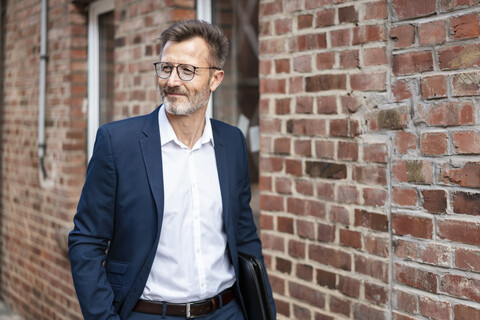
[88,0,114,160]
[198,0,261,225]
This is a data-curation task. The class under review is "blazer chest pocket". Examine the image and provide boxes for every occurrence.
[105,260,129,302]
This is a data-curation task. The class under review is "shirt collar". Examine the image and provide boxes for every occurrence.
[158,105,214,149]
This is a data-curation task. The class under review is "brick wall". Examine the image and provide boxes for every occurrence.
[259,0,480,319]
[0,0,194,319]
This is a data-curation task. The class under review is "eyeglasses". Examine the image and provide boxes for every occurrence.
[153,62,221,81]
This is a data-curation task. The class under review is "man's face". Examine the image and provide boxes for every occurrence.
[158,37,221,116]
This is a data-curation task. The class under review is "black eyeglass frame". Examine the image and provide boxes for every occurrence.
[153,62,221,81]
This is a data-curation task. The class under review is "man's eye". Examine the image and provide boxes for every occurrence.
[161,65,172,72]
[180,65,195,75]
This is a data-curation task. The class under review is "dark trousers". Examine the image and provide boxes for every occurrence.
[126,298,245,320]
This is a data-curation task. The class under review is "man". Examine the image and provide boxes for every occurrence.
[68,20,276,320]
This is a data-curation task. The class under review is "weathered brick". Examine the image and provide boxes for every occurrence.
[310,244,352,271]
[351,72,386,91]
[421,75,448,99]
[452,72,480,96]
[354,209,388,232]
[306,74,347,92]
[365,282,388,305]
[421,189,447,214]
[438,219,480,245]
[450,13,480,40]
[355,254,389,282]
[289,281,326,308]
[442,162,480,188]
[420,132,448,156]
[418,20,446,45]
[306,161,347,179]
[394,132,417,154]
[426,102,474,127]
[338,275,361,298]
[452,191,480,215]
[439,44,480,70]
[340,50,360,68]
[396,290,419,314]
[390,24,415,48]
[338,141,358,160]
[393,160,434,184]
[420,297,450,320]
[455,248,480,272]
[454,304,480,320]
[394,263,438,293]
[363,188,388,207]
[392,187,418,206]
[392,51,434,75]
[441,274,480,302]
[393,0,436,20]
[392,213,433,239]
[419,243,451,267]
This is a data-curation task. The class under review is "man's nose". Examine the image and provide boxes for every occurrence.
[167,69,182,87]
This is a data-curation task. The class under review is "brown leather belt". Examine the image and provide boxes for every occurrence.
[133,287,234,318]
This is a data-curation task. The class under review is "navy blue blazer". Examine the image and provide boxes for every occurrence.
[68,106,276,320]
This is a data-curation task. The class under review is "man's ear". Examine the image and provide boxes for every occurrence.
[209,69,224,92]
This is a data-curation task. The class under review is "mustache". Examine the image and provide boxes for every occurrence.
[163,87,187,95]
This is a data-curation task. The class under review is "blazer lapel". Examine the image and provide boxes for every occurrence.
[212,120,231,231]
[139,107,165,224]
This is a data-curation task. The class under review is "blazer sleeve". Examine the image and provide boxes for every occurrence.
[235,129,277,318]
[68,126,121,320]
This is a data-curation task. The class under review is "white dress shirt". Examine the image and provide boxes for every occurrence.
[140,106,236,303]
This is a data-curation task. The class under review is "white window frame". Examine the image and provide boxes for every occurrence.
[196,0,214,118]
[88,0,114,161]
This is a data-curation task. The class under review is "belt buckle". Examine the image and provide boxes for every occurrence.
[186,302,192,319]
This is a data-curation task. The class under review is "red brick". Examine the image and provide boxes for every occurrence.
[421,75,448,99]
[390,24,415,48]
[339,5,358,24]
[454,304,480,320]
[441,274,480,302]
[394,239,419,260]
[330,119,359,137]
[260,213,274,230]
[365,282,388,305]
[392,213,433,239]
[295,179,314,196]
[273,137,291,155]
[293,140,311,156]
[354,209,388,232]
[363,188,387,207]
[275,177,292,195]
[317,182,335,200]
[338,141,358,161]
[260,78,287,94]
[337,185,359,204]
[427,102,474,127]
[260,194,285,212]
[452,72,480,96]
[365,235,389,257]
[331,28,351,47]
[286,159,303,176]
[298,14,314,30]
[365,1,388,20]
[393,160,433,184]
[260,118,282,134]
[274,298,290,317]
[452,191,480,215]
[392,187,417,206]
[455,248,480,272]
[317,268,336,289]
[420,297,450,320]
[269,274,285,295]
[276,257,292,274]
[329,205,350,225]
[316,9,336,27]
[287,119,327,136]
[317,223,335,242]
[442,162,480,188]
[350,72,386,91]
[289,77,303,94]
[355,255,388,282]
[392,51,434,76]
[288,282,325,308]
[450,13,480,40]
[274,18,292,35]
[293,55,311,73]
[278,216,294,234]
[289,33,327,52]
[316,52,335,70]
[340,229,361,249]
[289,239,306,259]
[329,295,350,317]
[293,305,310,320]
[340,50,359,68]
[419,20,446,45]
[396,290,418,314]
[275,59,290,73]
[394,263,438,293]
[394,132,417,154]
[420,243,450,267]
[259,2,283,16]
[315,140,335,159]
[353,303,386,320]
[438,219,480,245]
[310,244,352,271]
[353,165,387,186]
[353,24,386,44]
[296,264,313,281]
[393,0,436,20]
[306,74,347,91]
[420,132,448,156]
[261,233,285,252]
[260,156,284,173]
[341,94,360,114]
[275,98,291,115]
[421,189,447,214]
[259,38,286,55]
[439,44,480,70]
[316,96,337,114]
[296,96,313,114]
[297,219,315,240]
[338,275,361,298]
[363,47,387,66]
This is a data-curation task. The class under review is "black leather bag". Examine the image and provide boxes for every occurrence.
[238,252,274,320]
